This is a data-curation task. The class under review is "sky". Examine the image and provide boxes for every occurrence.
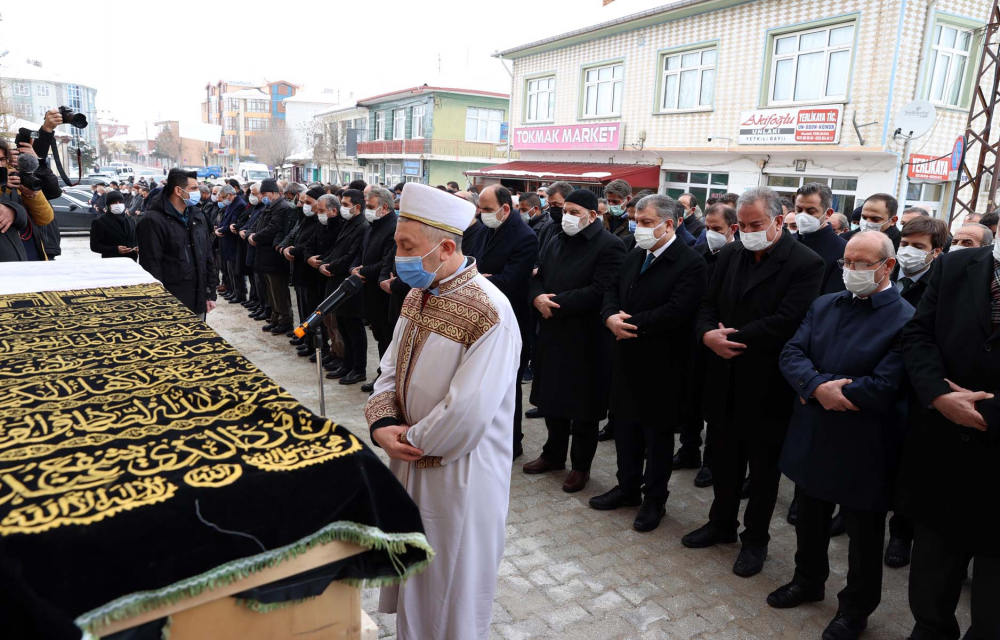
[0,0,669,135]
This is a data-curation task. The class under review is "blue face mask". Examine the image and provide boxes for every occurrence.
[217,201,226,208]
[394,240,444,290]
[609,204,627,217]
[262,196,272,206]
[183,190,200,207]
[628,220,637,234]
[539,197,547,207]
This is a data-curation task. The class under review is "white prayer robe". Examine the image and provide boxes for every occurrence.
[364,259,521,640]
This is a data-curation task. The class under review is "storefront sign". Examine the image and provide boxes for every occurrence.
[513,122,621,151]
[403,160,421,177]
[738,105,843,145]
[908,154,951,181]
[500,122,509,145]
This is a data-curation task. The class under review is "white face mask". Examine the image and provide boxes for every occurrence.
[949,244,967,252]
[341,205,355,220]
[994,240,1000,262]
[897,245,930,275]
[859,219,885,233]
[211,194,218,202]
[481,208,504,229]
[110,203,126,214]
[634,220,667,250]
[249,195,259,205]
[317,212,328,225]
[706,229,730,252]
[365,207,379,224]
[795,212,822,235]
[302,204,314,216]
[843,260,887,297]
[741,218,777,252]
[561,212,587,236]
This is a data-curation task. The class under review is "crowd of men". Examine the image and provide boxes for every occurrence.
[4,152,997,639]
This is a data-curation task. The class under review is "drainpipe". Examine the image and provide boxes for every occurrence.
[881,0,911,147]
[895,0,939,208]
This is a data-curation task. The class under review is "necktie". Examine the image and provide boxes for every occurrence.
[990,259,1000,331]
[641,253,655,274]
[900,277,913,292]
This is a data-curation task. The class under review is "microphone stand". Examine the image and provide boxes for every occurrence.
[314,322,326,417]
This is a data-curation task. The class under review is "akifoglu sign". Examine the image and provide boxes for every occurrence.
[738,105,843,145]
[513,123,622,151]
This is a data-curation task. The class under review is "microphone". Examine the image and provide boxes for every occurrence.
[17,152,39,175]
[293,274,364,338]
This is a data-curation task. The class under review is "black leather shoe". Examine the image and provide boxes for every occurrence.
[270,324,292,335]
[290,337,305,346]
[252,311,268,321]
[525,407,543,419]
[262,324,275,332]
[672,448,701,470]
[741,477,750,499]
[324,359,345,372]
[241,300,252,307]
[830,510,846,537]
[360,381,375,393]
[597,424,615,441]
[588,486,642,511]
[766,582,824,608]
[296,348,312,357]
[247,308,261,317]
[339,371,366,385]
[787,497,799,525]
[681,523,737,548]
[322,355,338,366]
[325,366,350,379]
[694,464,713,488]
[733,544,768,577]
[633,499,666,532]
[227,296,245,304]
[884,536,911,568]
[821,614,867,640]
[285,330,294,338]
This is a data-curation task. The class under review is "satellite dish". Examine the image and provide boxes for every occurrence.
[894,100,937,138]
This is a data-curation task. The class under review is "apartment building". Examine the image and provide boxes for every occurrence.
[201,79,299,172]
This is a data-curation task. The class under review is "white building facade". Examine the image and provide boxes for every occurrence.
[313,105,369,185]
[486,0,991,221]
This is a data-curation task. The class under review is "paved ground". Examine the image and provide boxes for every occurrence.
[61,237,973,639]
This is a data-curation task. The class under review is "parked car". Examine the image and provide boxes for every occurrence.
[183,165,223,179]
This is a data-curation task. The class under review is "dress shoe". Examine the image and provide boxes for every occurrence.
[290,337,305,346]
[247,308,260,317]
[830,510,846,537]
[262,324,275,332]
[733,544,768,577]
[524,407,543,419]
[821,614,867,640]
[308,352,328,364]
[597,424,615,441]
[672,448,701,470]
[325,366,350,379]
[296,348,312,358]
[322,355,339,366]
[681,522,737,548]
[296,344,311,352]
[241,300,253,307]
[360,381,375,393]
[787,497,799,525]
[766,582,824,608]
[562,471,590,493]
[339,370,367,385]
[522,456,565,475]
[521,365,533,383]
[589,486,642,511]
[270,324,292,335]
[633,499,666,532]
[324,360,344,372]
[216,284,227,292]
[694,464,713,488]
[741,476,750,499]
[884,536,911,568]
[251,311,268,321]
[285,330,295,338]
[227,297,245,304]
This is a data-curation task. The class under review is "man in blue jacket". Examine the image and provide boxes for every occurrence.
[769,232,914,640]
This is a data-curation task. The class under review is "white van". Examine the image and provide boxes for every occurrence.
[237,162,271,183]
[116,166,135,180]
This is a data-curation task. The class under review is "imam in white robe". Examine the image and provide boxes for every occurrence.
[364,258,521,640]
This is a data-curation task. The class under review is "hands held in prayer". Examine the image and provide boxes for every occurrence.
[248,234,257,247]
[703,323,747,359]
[380,274,396,294]
[117,245,132,255]
[933,379,993,431]
[606,311,637,340]
[533,293,560,319]
[282,247,295,262]
[239,229,247,240]
[206,300,216,313]
[813,379,859,412]
[350,266,365,282]
[373,425,424,462]
[230,223,237,233]
[214,228,225,237]
[307,255,322,269]
[319,264,332,277]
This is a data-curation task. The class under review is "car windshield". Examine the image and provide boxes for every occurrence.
[248,171,269,179]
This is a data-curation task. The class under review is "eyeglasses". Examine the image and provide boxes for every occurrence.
[837,258,887,270]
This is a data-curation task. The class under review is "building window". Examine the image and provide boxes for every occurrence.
[12,82,29,96]
[526,76,555,122]
[393,109,406,140]
[227,98,240,111]
[905,182,946,217]
[466,107,503,143]
[224,116,238,130]
[926,23,975,107]
[369,163,381,185]
[582,62,623,117]
[412,105,425,138]
[663,171,730,210]
[766,175,858,215]
[67,85,82,110]
[386,163,402,186]
[15,103,32,118]
[768,22,855,105]
[374,112,385,140]
[248,99,268,112]
[244,136,254,152]
[37,105,51,118]
[245,118,267,131]
[35,85,49,97]
[660,47,716,111]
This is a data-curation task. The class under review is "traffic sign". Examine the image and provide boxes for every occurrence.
[951,136,964,172]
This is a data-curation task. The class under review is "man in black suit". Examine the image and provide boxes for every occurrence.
[589,194,706,532]
[249,179,294,334]
[682,186,824,578]
[792,183,846,294]
[679,192,706,240]
[843,194,900,251]
[320,189,367,385]
[89,191,138,260]
[897,241,1000,640]
[477,185,538,458]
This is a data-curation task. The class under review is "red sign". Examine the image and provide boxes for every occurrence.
[908,153,951,181]
[794,108,840,143]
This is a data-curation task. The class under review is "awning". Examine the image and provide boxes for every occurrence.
[464,161,660,186]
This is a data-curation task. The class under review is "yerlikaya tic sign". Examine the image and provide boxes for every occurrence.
[513,123,622,151]
[738,105,843,145]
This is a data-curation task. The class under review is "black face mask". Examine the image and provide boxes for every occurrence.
[547,205,563,224]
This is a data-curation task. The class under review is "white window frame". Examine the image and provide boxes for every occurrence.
[663,171,730,210]
[369,162,381,185]
[12,82,29,96]
[768,22,855,106]
[926,23,975,107]
[659,46,717,112]
[393,109,406,140]
[765,174,859,215]
[525,75,555,123]
[581,62,624,118]
[35,85,49,97]
[374,112,385,141]
[412,105,425,139]
[465,107,503,143]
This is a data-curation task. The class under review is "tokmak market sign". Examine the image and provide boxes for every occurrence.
[513,123,622,151]
[738,105,843,145]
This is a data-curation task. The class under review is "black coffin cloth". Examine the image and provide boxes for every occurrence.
[0,284,432,639]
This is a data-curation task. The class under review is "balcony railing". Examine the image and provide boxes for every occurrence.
[357,139,519,160]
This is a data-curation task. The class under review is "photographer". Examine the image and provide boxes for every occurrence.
[0,138,54,262]
[25,110,66,259]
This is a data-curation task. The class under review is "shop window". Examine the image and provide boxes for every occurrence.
[765,21,856,105]
[663,172,730,210]
[766,175,857,215]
